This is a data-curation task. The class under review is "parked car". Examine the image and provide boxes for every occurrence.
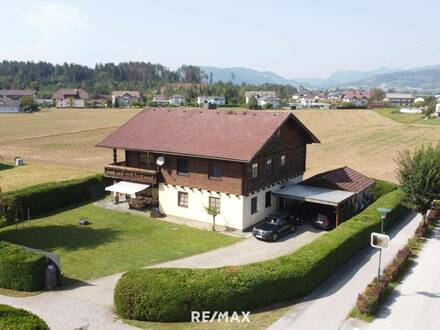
[311,212,336,230]
[252,214,296,241]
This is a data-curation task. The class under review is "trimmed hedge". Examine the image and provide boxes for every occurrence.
[114,188,408,322]
[0,304,49,330]
[0,242,46,291]
[369,179,398,201]
[1,174,104,221]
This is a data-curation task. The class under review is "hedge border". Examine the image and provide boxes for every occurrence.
[0,241,46,291]
[114,187,408,322]
[0,304,49,330]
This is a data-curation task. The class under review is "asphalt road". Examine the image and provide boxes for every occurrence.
[367,222,440,330]
[269,211,422,330]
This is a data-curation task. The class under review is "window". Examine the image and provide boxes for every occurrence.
[280,154,286,171]
[178,191,188,207]
[276,128,282,138]
[265,158,273,176]
[251,163,259,179]
[209,197,221,212]
[209,162,221,180]
[265,191,272,208]
[177,158,188,175]
[251,196,257,214]
[139,152,154,167]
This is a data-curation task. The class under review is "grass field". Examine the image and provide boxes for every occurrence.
[1,107,440,191]
[0,202,240,280]
[374,108,440,126]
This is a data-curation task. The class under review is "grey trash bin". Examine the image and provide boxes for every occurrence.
[44,265,58,290]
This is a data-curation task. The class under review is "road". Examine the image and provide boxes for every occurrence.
[269,211,422,330]
[366,222,440,330]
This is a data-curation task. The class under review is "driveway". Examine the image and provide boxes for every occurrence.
[365,222,440,330]
[269,211,422,330]
[0,223,322,330]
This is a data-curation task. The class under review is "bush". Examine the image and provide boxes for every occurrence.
[0,242,46,291]
[370,179,398,201]
[114,189,408,322]
[0,304,49,330]
[1,174,104,223]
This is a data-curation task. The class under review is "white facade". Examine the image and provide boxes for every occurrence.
[197,96,226,106]
[435,103,440,117]
[258,97,281,109]
[0,106,20,113]
[158,175,302,230]
[56,98,85,108]
[169,95,186,105]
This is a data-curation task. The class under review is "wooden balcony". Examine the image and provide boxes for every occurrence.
[104,161,158,184]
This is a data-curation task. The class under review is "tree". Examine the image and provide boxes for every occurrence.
[370,88,386,102]
[247,96,259,110]
[396,144,440,224]
[205,205,220,231]
[20,95,36,112]
[113,97,119,108]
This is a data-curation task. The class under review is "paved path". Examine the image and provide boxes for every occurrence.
[365,222,440,330]
[0,224,322,330]
[269,212,422,330]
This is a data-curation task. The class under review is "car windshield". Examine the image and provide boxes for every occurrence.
[266,217,281,225]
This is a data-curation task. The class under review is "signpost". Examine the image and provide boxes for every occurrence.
[373,207,392,282]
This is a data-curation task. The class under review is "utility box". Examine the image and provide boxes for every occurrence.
[44,265,58,290]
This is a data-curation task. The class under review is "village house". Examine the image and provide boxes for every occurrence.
[168,95,186,106]
[385,93,415,106]
[0,89,36,100]
[197,96,226,106]
[152,94,169,105]
[245,91,276,104]
[0,97,21,113]
[53,88,89,108]
[341,91,370,107]
[258,96,281,108]
[111,91,141,107]
[97,108,320,230]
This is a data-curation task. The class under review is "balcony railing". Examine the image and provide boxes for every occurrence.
[104,161,157,184]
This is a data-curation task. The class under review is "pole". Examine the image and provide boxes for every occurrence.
[377,215,385,283]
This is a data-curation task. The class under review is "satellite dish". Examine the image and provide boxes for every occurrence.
[156,156,165,166]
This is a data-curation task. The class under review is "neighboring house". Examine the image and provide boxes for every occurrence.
[35,99,54,107]
[53,89,89,108]
[197,96,226,106]
[0,90,36,100]
[245,91,276,104]
[111,91,141,107]
[341,91,370,107]
[385,93,415,106]
[300,95,316,108]
[435,102,440,117]
[258,96,281,108]
[97,108,320,231]
[290,95,330,109]
[169,95,186,106]
[0,97,21,113]
[152,94,169,105]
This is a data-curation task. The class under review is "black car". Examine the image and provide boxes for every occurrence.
[252,214,296,241]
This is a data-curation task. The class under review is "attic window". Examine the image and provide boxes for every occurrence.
[276,129,282,138]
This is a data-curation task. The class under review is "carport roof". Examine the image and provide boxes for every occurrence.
[273,184,354,206]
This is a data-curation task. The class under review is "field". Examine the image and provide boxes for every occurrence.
[1,107,440,191]
[374,108,440,126]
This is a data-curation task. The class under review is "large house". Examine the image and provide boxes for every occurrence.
[97,108,319,230]
[169,95,186,106]
[197,96,226,106]
[0,90,36,100]
[152,94,169,105]
[53,89,89,108]
[0,97,21,113]
[245,91,276,104]
[111,91,141,107]
[341,91,370,107]
[385,93,415,106]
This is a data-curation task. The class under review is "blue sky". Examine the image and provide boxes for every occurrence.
[1,0,439,78]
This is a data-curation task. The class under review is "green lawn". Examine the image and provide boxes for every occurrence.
[374,108,440,126]
[0,203,241,281]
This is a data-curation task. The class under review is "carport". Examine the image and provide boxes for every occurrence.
[273,184,355,226]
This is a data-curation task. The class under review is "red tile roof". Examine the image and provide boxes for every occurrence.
[302,166,375,193]
[111,91,141,98]
[53,88,89,100]
[97,108,319,162]
[343,91,370,100]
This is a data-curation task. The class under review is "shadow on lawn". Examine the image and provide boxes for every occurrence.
[0,163,14,171]
[0,224,121,252]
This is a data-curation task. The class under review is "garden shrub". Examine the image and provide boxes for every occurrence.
[0,242,46,291]
[1,174,104,223]
[0,304,49,330]
[369,179,398,201]
[114,188,408,322]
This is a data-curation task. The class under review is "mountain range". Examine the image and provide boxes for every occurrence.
[200,65,440,91]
